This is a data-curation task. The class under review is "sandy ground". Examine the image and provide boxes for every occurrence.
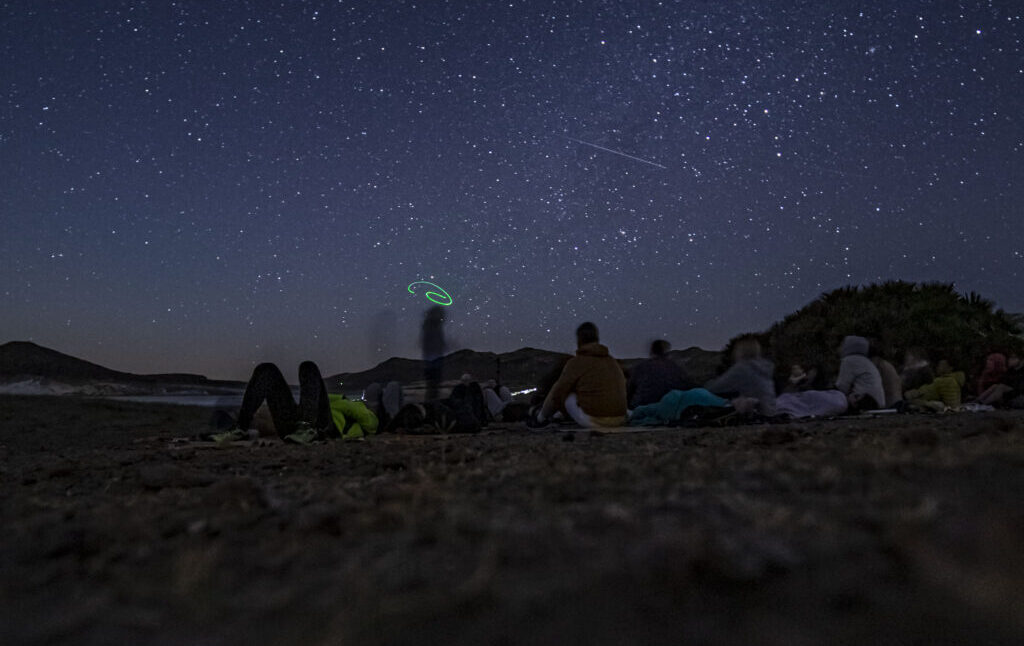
[1,394,1023,645]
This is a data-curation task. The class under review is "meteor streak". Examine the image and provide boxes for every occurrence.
[561,135,667,169]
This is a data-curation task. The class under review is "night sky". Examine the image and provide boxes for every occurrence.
[2,1,1021,380]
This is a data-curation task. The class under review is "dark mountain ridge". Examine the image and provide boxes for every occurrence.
[326,345,723,391]
[0,341,244,391]
[0,341,723,394]
[4,286,1016,396]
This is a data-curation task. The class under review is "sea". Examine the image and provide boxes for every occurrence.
[105,394,247,408]
[105,388,369,407]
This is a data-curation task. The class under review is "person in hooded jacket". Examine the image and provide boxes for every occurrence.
[536,322,628,428]
[835,335,886,412]
[704,337,777,416]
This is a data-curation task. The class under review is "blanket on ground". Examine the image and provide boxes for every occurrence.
[775,390,849,418]
[630,388,730,426]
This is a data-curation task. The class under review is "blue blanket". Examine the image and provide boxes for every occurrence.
[629,388,731,426]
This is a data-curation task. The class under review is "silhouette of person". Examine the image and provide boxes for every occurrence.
[421,305,446,401]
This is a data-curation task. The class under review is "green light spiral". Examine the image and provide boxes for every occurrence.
[407,280,453,306]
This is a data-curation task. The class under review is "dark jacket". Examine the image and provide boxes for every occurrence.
[627,356,690,408]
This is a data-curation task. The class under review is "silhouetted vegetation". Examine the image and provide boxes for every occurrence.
[723,282,1023,382]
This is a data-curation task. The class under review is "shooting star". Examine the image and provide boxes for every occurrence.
[561,135,667,170]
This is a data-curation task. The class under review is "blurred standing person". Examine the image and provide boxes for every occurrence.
[421,305,446,402]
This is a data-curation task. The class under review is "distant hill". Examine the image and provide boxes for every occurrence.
[0,340,723,397]
[325,347,572,391]
[0,341,244,394]
[660,346,724,384]
[0,341,129,382]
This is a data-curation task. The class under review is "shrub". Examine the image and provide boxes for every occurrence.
[721,281,1023,383]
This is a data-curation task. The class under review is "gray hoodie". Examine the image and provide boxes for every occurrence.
[705,357,777,416]
[835,336,886,408]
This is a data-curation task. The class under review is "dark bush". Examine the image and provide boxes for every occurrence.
[721,281,1023,384]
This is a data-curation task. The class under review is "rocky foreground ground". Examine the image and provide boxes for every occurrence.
[1,394,1023,645]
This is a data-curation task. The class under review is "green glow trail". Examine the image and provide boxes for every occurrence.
[407,281,453,306]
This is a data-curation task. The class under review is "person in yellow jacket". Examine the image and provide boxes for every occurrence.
[208,361,377,443]
[905,360,966,410]
[535,322,627,428]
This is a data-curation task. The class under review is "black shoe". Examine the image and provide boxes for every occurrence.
[525,412,551,429]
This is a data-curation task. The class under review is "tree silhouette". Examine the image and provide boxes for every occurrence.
[719,281,1023,385]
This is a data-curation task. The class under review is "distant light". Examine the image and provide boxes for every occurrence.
[510,387,538,396]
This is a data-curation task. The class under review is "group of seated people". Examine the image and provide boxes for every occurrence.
[507,322,1022,429]
[779,346,1023,415]
[207,323,1024,441]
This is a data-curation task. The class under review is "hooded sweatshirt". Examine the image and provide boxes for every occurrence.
[835,336,886,408]
[704,357,777,416]
[541,342,627,419]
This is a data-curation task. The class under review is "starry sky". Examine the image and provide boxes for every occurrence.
[2,1,1022,380]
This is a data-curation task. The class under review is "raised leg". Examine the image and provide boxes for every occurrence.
[484,388,506,417]
[298,361,334,432]
[237,363,298,437]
